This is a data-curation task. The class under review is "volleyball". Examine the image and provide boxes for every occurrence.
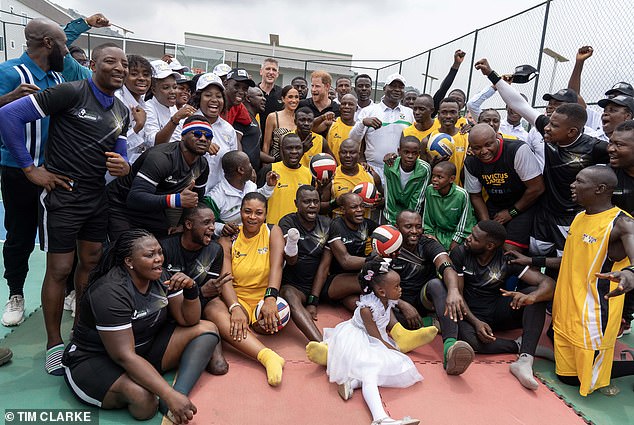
[352,181,378,205]
[371,225,403,257]
[254,297,291,331]
[428,133,454,158]
[309,153,337,182]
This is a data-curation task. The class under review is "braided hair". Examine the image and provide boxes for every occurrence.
[88,229,156,287]
[358,255,393,295]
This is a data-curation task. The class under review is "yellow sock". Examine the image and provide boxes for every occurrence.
[306,341,328,366]
[390,322,438,353]
[256,348,285,386]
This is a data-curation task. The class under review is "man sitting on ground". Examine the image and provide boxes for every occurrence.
[450,220,555,390]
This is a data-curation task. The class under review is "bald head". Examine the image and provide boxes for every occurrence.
[469,123,497,142]
[25,18,65,48]
[340,138,360,151]
[583,165,618,189]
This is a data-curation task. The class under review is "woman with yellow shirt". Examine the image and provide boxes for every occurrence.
[205,192,287,386]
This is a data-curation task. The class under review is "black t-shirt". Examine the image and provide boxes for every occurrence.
[391,237,447,305]
[33,79,130,191]
[260,84,284,141]
[299,97,341,118]
[72,266,179,354]
[278,213,331,290]
[107,142,209,232]
[327,217,377,274]
[535,115,609,216]
[234,112,262,171]
[450,245,528,316]
[612,167,634,215]
[160,234,224,294]
[464,138,527,211]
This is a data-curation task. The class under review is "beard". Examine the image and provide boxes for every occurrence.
[49,43,65,72]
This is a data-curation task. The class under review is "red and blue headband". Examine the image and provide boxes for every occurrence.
[181,120,213,137]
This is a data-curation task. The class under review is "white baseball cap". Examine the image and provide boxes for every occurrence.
[169,58,190,73]
[212,63,232,77]
[384,73,407,87]
[150,60,181,80]
[196,72,225,92]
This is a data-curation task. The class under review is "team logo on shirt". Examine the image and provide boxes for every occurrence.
[234,250,247,258]
[277,182,289,188]
[77,108,98,121]
[164,175,177,184]
[257,247,269,254]
[482,172,509,186]
[400,113,406,120]
[582,233,597,244]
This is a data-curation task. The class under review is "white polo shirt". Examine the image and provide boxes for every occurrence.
[349,100,413,183]
[199,113,238,193]
[143,97,181,146]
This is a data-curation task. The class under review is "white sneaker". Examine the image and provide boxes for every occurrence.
[2,295,25,326]
[64,290,76,317]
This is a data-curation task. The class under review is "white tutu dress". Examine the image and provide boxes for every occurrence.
[323,293,423,387]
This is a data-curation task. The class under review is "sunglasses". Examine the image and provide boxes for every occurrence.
[190,130,213,139]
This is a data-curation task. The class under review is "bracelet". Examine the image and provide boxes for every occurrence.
[183,285,199,300]
[228,302,242,313]
[170,117,179,126]
[307,294,319,306]
[165,194,181,208]
[508,207,520,218]
[438,261,455,276]
[487,70,502,85]
[532,256,546,267]
[264,287,279,299]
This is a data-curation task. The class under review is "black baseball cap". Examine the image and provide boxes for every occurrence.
[598,95,634,114]
[605,82,634,98]
[512,65,538,84]
[543,88,578,103]
[226,68,256,87]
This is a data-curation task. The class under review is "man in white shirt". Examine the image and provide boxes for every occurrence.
[203,151,276,236]
[349,73,413,185]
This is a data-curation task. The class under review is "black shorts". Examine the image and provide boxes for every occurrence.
[530,208,576,256]
[39,187,108,253]
[281,279,312,298]
[489,205,535,249]
[62,322,176,406]
[107,206,131,244]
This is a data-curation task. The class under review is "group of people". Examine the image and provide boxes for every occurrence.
[0,13,633,425]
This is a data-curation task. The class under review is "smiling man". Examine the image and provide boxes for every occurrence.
[475,58,609,259]
[350,73,414,185]
[464,123,544,252]
[0,42,131,374]
[222,67,255,127]
[107,115,213,241]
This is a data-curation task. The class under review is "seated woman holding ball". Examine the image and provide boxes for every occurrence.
[204,192,288,386]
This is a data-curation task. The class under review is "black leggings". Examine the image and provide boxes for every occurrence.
[458,286,546,356]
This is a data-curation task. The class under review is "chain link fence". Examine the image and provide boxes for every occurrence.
[0,0,632,112]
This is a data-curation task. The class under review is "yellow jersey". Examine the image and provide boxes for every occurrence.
[331,164,374,218]
[297,131,325,169]
[231,223,271,309]
[402,123,434,143]
[428,130,469,186]
[327,118,353,164]
[267,162,312,225]
[554,207,631,350]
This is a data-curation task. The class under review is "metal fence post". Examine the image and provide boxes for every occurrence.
[398,61,402,74]
[236,51,240,68]
[304,61,308,79]
[465,30,479,103]
[374,68,379,102]
[2,21,6,61]
[531,0,552,108]
[423,50,431,93]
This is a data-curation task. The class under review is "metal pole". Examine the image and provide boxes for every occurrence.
[465,30,479,103]
[398,60,402,74]
[87,33,91,58]
[374,68,379,102]
[531,0,551,108]
[423,50,431,93]
[2,22,7,61]
[236,51,240,68]
[304,61,308,79]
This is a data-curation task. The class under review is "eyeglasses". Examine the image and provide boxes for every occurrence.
[192,130,213,139]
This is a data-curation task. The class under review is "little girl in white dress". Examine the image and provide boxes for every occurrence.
[317,257,427,425]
